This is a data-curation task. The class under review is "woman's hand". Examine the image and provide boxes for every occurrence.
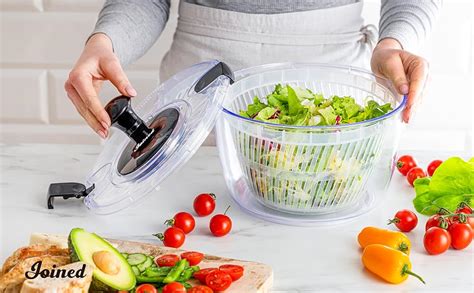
[371,38,429,123]
[65,33,137,138]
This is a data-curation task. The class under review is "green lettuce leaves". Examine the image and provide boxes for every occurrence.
[239,84,393,126]
[413,157,474,215]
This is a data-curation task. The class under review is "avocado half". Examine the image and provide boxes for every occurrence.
[68,228,136,291]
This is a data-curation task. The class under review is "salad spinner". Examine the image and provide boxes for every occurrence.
[47,61,405,226]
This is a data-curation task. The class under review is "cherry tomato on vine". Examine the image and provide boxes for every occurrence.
[187,285,213,293]
[427,159,443,176]
[448,222,473,250]
[194,193,216,216]
[406,167,426,186]
[180,251,204,266]
[154,227,185,248]
[205,270,233,291]
[194,268,218,283]
[396,155,417,176]
[425,214,449,231]
[209,206,232,237]
[424,227,451,255]
[155,254,180,267]
[135,284,157,293]
[219,264,244,281]
[388,209,418,232]
[162,282,186,293]
[455,214,474,230]
[456,203,473,214]
[453,204,474,229]
[165,212,195,234]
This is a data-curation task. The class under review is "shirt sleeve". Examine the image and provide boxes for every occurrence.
[91,0,171,66]
[379,0,442,52]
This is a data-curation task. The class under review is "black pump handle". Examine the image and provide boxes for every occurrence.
[104,96,154,145]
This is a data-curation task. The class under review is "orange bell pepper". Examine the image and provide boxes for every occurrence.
[362,244,425,284]
[358,226,411,254]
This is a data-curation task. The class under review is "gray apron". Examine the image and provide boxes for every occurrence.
[160,1,377,144]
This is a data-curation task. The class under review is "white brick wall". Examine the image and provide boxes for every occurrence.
[0,0,178,144]
[0,0,472,153]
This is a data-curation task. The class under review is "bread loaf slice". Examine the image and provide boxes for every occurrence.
[1,244,69,276]
[0,256,70,290]
[20,262,93,293]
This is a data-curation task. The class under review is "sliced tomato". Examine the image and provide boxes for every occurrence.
[219,264,244,281]
[187,285,213,293]
[205,270,233,291]
[193,268,218,284]
[155,254,180,267]
[181,251,204,266]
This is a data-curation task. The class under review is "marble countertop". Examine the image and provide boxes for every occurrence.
[1,144,472,292]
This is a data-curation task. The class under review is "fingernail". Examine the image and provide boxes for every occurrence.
[101,121,109,130]
[399,84,409,95]
[126,85,137,97]
[97,130,106,139]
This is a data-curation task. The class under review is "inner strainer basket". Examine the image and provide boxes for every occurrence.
[218,63,405,216]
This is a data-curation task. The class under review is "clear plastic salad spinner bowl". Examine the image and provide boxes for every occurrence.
[215,63,406,226]
[47,60,233,214]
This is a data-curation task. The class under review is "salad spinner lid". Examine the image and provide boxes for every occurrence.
[47,60,233,213]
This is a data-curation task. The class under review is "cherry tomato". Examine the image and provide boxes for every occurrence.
[424,227,451,255]
[155,254,180,267]
[451,212,474,229]
[187,285,213,293]
[454,205,474,229]
[205,270,233,291]
[193,193,216,216]
[455,214,474,230]
[388,209,418,232]
[180,251,204,266]
[456,204,473,214]
[154,227,186,248]
[165,212,195,234]
[209,207,232,237]
[406,167,426,186]
[448,222,473,250]
[396,155,417,176]
[219,264,244,281]
[425,214,450,231]
[162,282,186,293]
[426,159,443,177]
[194,268,218,284]
[135,284,158,293]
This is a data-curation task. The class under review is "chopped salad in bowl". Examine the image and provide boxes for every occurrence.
[217,64,405,216]
[239,84,393,126]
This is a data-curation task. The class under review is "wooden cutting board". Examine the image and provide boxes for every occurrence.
[29,233,273,293]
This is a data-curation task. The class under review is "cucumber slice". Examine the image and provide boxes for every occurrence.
[127,253,147,266]
[137,256,153,272]
[121,252,129,259]
[131,266,140,276]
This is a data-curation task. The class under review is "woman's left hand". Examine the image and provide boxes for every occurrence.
[371,38,429,123]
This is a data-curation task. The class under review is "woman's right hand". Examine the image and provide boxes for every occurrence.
[65,33,137,138]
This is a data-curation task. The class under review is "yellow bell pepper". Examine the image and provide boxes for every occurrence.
[358,226,411,254]
[362,244,425,284]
